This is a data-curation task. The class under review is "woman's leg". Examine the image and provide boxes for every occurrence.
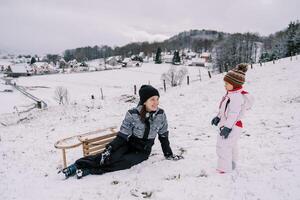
[100,151,149,173]
[76,150,149,177]
[75,154,102,169]
[75,145,129,171]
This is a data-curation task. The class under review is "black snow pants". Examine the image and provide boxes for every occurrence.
[74,143,150,175]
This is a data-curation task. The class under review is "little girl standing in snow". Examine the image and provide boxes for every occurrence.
[211,63,254,173]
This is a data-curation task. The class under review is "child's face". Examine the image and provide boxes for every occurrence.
[224,81,234,91]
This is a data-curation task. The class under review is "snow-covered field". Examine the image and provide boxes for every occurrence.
[0,58,299,200]
[0,63,206,114]
[0,80,35,114]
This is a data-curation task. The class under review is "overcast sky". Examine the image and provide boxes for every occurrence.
[0,0,299,55]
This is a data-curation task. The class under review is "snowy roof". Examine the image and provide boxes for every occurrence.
[86,59,105,67]
[163,55,174,59]
[106,57,118,62]
[32,62,48,68]
[10,63,29,73]
[187,52,197,56]
[0,59,12,66]
[68,59,78,64]
[123,58,131,63]
[191,58,206,63]
[200,52,211,57]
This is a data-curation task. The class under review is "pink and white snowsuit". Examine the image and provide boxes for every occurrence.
[216,87,254,172]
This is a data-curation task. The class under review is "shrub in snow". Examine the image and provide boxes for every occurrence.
[54,86,69,105]
[161,66,188,87]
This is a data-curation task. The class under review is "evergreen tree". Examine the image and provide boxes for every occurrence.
[30,57,37,64]
[172,50,181,64]
[286,21,298,56]
[294,29,300,54]
[45,54,61,65]
[155,47,162,64]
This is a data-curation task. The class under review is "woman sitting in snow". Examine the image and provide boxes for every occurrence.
[60,85,183,179]
[211,63,254,173]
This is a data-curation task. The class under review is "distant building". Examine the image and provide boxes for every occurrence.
[31,62,57,74]
[187,58,206,67]
[0,59,12,72]
[122,58,142,67]
[86,58,105,71]
[163,54,174,63]
[106,57,119,66]
[200,52,212,62]
[186,51,197,60]
[5,63,31,77]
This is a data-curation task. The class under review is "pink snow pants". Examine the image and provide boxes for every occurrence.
[216,126,242,172]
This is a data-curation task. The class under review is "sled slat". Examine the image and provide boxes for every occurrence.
[85,138,115,148]
[79,132,117,143]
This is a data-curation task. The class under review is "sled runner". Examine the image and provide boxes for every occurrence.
[54,126,117,168]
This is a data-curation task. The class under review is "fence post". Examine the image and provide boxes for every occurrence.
[134,85,137,95]
[187,76,190,85]
[37,101,42,109]
[199,69,202,81]
[260,62,262,67]
[251,63,253,69]
[208,71,212,79]
[163,80,166,92]
[100,88,104,100]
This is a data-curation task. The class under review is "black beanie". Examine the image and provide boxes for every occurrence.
[138,85,160,105]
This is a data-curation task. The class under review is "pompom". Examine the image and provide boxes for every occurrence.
[236,63,248,73]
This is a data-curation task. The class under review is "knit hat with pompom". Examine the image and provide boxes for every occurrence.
[224,63,248,89]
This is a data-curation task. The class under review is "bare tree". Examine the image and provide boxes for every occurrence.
[161,66,188,87]
[54,86,69,105]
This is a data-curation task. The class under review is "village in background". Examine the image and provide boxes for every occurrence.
[0,49,213,78]
[1,20,299,82]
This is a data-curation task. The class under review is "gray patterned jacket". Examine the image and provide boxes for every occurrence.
[117,105,173,156]
[119,105,168,140]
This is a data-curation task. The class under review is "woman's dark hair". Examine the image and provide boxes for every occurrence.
[140,105,147,123]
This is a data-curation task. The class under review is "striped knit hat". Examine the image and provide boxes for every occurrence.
[224,63,248,89]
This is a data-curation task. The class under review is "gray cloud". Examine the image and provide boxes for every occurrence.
[0,0,299,54]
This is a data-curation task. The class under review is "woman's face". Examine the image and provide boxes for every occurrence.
[144,96,159,112]
[224,81,234,91]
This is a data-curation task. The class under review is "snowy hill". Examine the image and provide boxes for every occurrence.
[0,57,300,200]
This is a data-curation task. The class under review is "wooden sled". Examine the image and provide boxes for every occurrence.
[54,126,117,168]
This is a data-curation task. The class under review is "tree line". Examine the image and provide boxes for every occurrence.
[32,21,299,71]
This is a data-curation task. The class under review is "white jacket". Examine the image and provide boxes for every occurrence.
[217,88,254,129]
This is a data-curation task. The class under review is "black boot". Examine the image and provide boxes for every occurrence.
[76,169,91,179]
[60,164,77,178]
